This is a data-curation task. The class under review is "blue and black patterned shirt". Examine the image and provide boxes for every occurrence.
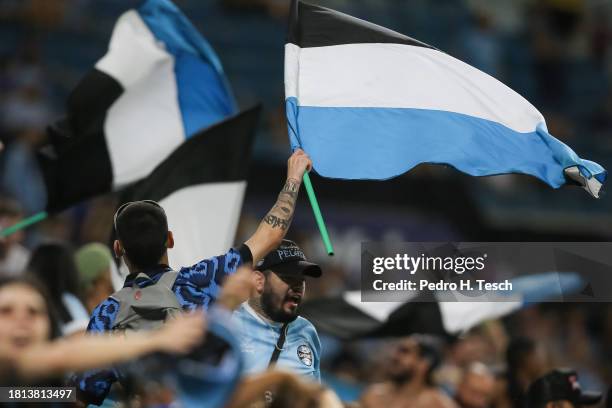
[74,245,252,406]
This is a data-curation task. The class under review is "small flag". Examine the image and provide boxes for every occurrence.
[39,0,236,213]
[299,273,584,340]
[118,106,260,269]
[285,0,606,197]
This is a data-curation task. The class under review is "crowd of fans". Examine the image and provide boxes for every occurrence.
[0,0,611,407]
[0,232,609,407]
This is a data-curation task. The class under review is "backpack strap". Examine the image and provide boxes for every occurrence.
[158,270,179,289]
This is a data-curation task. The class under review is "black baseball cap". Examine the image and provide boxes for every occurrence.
[255,239,322,278]
[527,369,602,408]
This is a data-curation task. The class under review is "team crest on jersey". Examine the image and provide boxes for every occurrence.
[297,344,313,367]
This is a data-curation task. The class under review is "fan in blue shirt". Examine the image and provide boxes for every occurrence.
[74,149,312,406]
[231,239,322,381]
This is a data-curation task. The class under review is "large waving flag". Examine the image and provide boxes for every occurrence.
[285,0,606,197]
[116,106,260,270]
[39,0,236,213]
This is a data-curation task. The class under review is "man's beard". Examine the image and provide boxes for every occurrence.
[261,286,300,323]
[389,368,414,385]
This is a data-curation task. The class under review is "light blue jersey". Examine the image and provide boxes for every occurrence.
[231,303,321,381]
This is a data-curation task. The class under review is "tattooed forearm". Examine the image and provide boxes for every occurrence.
[262,178,301,230]
[263,214,289,230]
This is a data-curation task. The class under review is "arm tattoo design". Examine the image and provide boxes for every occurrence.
[263,214,289,230]
[263,178,301,230]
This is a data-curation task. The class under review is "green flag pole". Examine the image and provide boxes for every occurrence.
[0,211,48,238]
[302,172,334,256]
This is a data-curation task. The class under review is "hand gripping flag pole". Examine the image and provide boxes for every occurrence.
[302,172,334,256]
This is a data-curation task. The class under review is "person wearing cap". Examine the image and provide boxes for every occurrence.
[231,239,322,381]
[527,369,602,408]
[361,335,457,408]
[74,149,312,406]
[75,243,114,314]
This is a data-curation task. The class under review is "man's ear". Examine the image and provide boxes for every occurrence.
[166,231,174,249]
[253,270,265,294]
[113,240,124,259]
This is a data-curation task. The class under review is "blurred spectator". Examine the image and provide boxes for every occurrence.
[526,368,602,408]
[454,362,496,408]
[78,196,116,244]
[0,130,47,214]
[361,335,457,408]
[437,327,502,396]
[0,275,60,384]
[74,242,114,313]
[1,64,51,133]
[462,10,502,77]
[465,0,530,35]
[504,337,549,408]
[0,198,30,276]
[529,0,587,108]
[26,242,89,335]
[0,274,206,385]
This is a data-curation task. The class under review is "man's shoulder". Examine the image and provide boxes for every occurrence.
[231,303,262,325]
[361,382,394,407]
[92,296,120,313]
[88,296,121,332]
[292,316,320,342]
[230,303,248,320]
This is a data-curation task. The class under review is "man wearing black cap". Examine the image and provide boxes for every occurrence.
[527,369,602,408]
[75,150,312,405]
[231,239,322,381]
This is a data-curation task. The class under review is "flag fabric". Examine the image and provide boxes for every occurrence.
[299,272,584,340]
[285,0,606,197]
[117,106,260,270]
[39,0,236,213]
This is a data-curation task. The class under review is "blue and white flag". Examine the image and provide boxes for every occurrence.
[285,0,606,197]
[39,0,236,212]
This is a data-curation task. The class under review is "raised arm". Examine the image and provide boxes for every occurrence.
[245,149,312,265]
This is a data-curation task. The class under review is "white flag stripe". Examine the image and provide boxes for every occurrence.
[343,291,404,322]
[284,42,300,105]
[344,290,521,334]
[161,181,247,268]
[286,43,545,133]
[96,10,169,89]
[439,301,521,333]
[105,59,184,188]
[101,10,185,188]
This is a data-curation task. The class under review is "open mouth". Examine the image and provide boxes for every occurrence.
[11,335,32,349]
[285,294,302,308]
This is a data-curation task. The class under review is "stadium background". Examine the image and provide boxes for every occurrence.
[0,0,611,401]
